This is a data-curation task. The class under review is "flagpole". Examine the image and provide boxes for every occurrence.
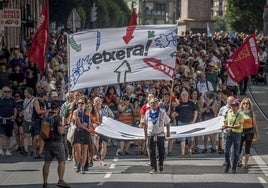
[67,33,70,93]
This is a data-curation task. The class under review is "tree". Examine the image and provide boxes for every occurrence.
[225,0,266,33]
[49,0,131,30]
[212,16,227,32]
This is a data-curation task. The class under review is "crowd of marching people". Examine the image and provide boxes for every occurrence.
[0,29,266,184]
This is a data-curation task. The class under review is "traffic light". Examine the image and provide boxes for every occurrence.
[91,3,97,22]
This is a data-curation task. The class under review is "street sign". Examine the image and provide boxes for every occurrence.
[0,9,21,27]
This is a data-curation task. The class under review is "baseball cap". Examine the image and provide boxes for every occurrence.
[50,90,58,98]
[231,98,240,106]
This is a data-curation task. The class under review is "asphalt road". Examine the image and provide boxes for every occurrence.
[0,84,268,188]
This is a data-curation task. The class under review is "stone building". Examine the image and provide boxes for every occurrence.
[0,0,45,51]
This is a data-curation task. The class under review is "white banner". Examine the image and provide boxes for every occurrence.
[68,25,178,91]
[95,116,225,140]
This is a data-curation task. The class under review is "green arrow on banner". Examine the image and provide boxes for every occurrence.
[69,36,81,52]
[114,60,131,83]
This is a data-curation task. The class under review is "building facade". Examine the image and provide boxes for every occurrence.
[211,0,228,17]
[0,0,45,51]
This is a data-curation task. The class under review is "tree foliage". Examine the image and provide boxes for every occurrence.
[49,0,131,30]
[212,16,227,32]
[225,0,266,33]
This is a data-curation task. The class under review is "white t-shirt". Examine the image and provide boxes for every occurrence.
[23,97,34,122]
[142,108,170,136]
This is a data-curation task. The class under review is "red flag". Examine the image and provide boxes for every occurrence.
[128,9,137,26]
[225,33,259,82]
[28,0,49,73]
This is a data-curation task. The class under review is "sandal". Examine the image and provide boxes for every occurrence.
[100,160,107,166]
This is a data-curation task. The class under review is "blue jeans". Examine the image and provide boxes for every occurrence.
[225,131,242,170]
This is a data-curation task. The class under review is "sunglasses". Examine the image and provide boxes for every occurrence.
[78,102,84,105]
[150,102,157,105]
[3,90,11,93]
[243,102,250,105]
[15,95,20,97]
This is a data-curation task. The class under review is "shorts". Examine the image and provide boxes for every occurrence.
[177,121,194,142]
[0,120,14,137]
[31,118,42,137]
[44,141,66,162]
[22,119,32,134]
[73,129,92,145]
[99,134,109,143]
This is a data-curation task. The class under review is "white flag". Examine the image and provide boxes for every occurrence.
[68,25,178,91]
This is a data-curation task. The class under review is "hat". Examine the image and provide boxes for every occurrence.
[231,98,240,106]
[50,91,58,98]
[51,100,60,108]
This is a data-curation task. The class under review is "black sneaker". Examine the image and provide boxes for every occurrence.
[42,183,49,188]
[159,166,163,172]
[224,167,229,173]
[149,168,157,174]
[20,149,29,156]
[57,179,71,188]
[218,149,224,154]
[76,163,81,173]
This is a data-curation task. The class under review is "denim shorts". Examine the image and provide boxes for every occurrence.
[22,119,32,134]
[31,118,42,137]
[177,121,194,142]
[44,141,66,162]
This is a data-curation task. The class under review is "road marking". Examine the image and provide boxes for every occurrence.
[104,172,112,179]
[97,181,105,186]
[252,149,268,177]
[258,177,267,184]
[110,164,116,169]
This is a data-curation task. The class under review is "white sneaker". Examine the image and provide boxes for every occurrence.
[0,149,4,156]
[5,149,11,156]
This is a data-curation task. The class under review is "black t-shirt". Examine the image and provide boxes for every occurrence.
[0,97,16,118]
[175,101,198,123]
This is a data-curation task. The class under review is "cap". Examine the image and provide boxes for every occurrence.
[50,91,58,98]
[231,98,240,106]
[51,100,60,108]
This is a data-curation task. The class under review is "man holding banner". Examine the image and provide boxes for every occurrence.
[142,97,170,174]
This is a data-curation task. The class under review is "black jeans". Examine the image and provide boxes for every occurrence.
[148,136,165,170]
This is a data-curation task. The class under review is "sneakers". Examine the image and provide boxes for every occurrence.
[159,166,163,173]
[57,179,71,188]
[20,149,29,156]
[67,156,72,161]
[149,168,157,174]
[0,149,4,156]
[224,166,230,173]
[76,163,81,173]
[218,148,224,154]
[42,183,49,188]
[5,149,11,156]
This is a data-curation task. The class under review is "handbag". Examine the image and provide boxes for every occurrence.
[66,122,76,143]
